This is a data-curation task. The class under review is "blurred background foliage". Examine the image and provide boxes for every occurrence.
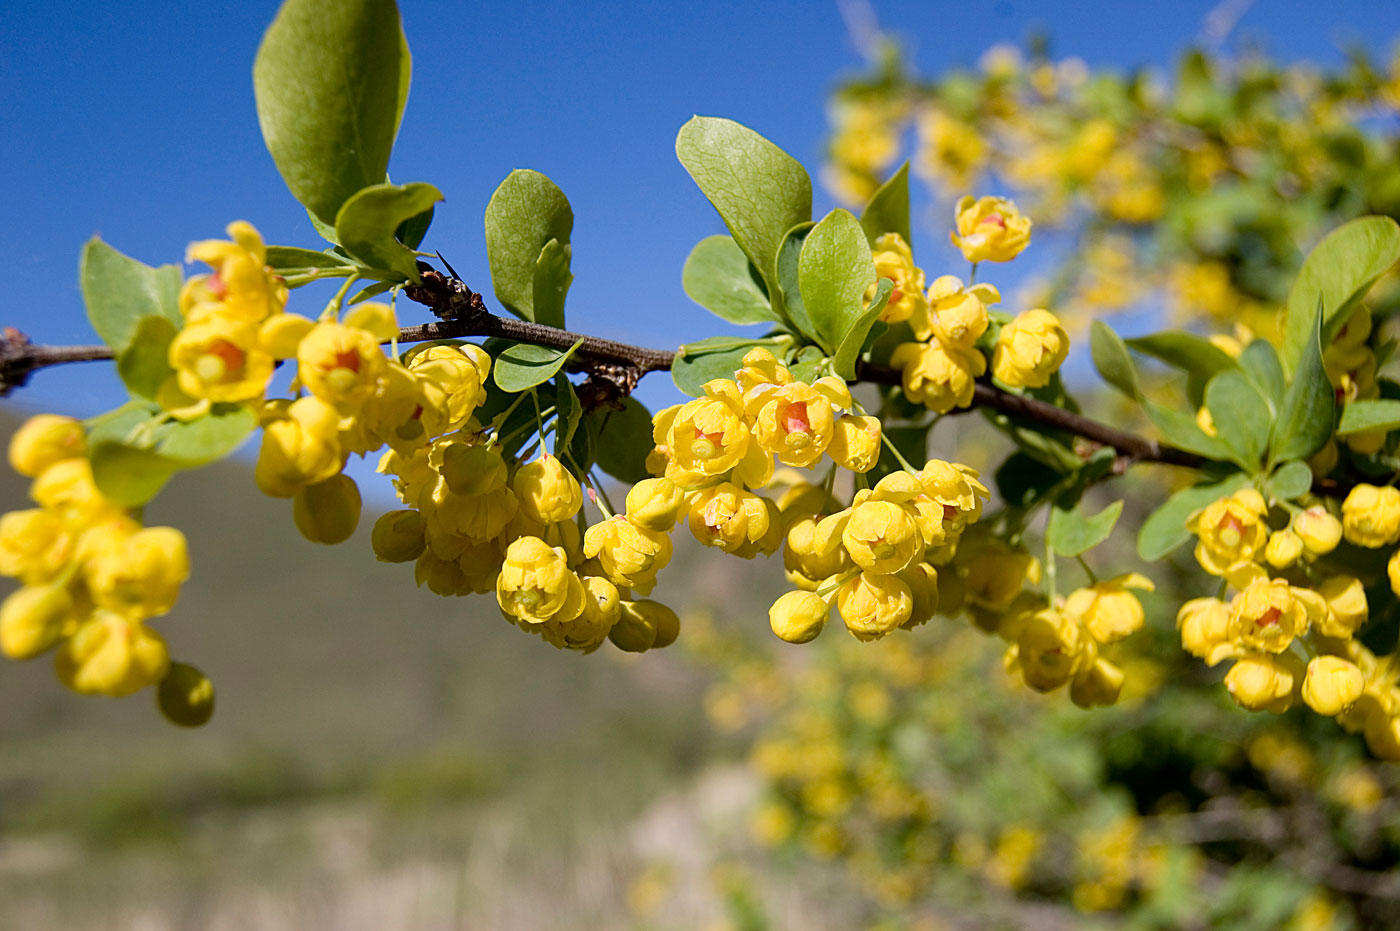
[4,29,1400,931]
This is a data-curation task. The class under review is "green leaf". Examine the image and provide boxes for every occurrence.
[265,246,355,272]
[347,280,397,304]
[484,169,574,322]
[154,404,259,462]
[1238,340,1284,408]
[86,400,159,446]
[1089,321,1141,398]
[775,222,818,342]
[115,316,177,400]
[787,345,825,383]
[995,451,1070,509]
[89,405,257,507]
[831,279,891,380]
[1048,499,1123,558]
[1281,216,1400,374]
[80,238,182,352]
[592,397,655,484]
[1270,300,1336,464]
[335,181,444,282]
[253,0,411,226]
[1124,330,1236,381]
[552,374,581,458]
[672,337,780,397]
[492,340,582,393]
[1142,400,1234,461]
[799,209,876,354]
[1204,370,1270,469]
[1268,460,1313,501]
[675,116,811,300]
[1337,398,1400,436]
[90,442,181,508]
[681,235,776,326]
[1137,472,1249,560]
[532,238,573,330]
[860,162,911,248]
[396,205,434,250]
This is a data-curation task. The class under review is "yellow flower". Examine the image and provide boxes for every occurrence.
[295,321,387,411]
[0,585,76,660]
[31,458,120,528]
[658,380,755,482]
[1342,484,1400,547]
[255,396,344,497]
[583,516,673,591]
[734,347,793,395]
[1314,575,1367,639]
[1015,608,1092,692]
[827,414,881,473]
[866,233,928,325]
[168,316,275,403]
[1070,657,1125,708]
[406,343,492,430]
[513,455,583,524]
[784,516,853,591]
[496,536,585,626]
[1292,506,1342,556]
[370,509,427,563]
[292,474,361,545]
[1224,652,1300,713]
[836,572,913,641]
[1177,597,1237,666]
[85,526,189,618]
[1063,573,1153,643]
[687,483,778,557]
[1264,529,1303,568]
[916,275,998,345]
[1228,578,1314,654]
[0,509,72,584]
[950,195,1032,263]
[991,309,1069,389]
[1302,656,1365,716]
[891,339,985,413]
[1188,488,1269,576]
[962,538,1038,610]
[752,381,839,468]
[8,415,85,478]
[769,590,829,643]
[624,477,686,532]
[840,499,923,574]
[54,611,170,697]
[180,221,286,324]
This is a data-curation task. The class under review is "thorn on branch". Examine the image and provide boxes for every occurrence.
[405,266,487,323]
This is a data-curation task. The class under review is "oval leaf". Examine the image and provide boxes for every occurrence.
[532,238,573,330]
[253,0,411,226]
[1270,300,1336,464]
[335,181,444,282]
[492,340,581,393]
[672,337,780,397]
[1089,321,1140,399]
[1124,330,1236,382]
[681,235,776,326]
[1268,460,1313,501]
[775,222,817,341]
[81,238,182,352]
[832,278,891,380]
[115,316,178,400]
[592,397,655,484]
[1137,472,1249,561]
[1204,370,1270,469]
[1048,499,1123,558]
[1337,398,1400,437]
[860,162,911,248]
[484,169,574,323]
[799,209,876,354]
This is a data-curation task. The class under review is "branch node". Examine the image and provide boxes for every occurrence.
[0,329,36,398]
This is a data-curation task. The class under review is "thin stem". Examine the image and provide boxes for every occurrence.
[880,430,917,472]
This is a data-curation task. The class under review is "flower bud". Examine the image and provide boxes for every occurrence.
[769,590,829,643]
[293,475,362,545]
[0,585,74,659]
[1292,507,1342,557]
[85,526,190,617]
[436,442,507,497]
[609,601,659,653]
[8,414,85,477]
[1176,597,1235,666]
[1069,657,1125,709]
[1224,653,1297,713]
[54,611,170,697]
[991,309,1069,390]
[1264,529,1303,569]
[625,477,686,532]
[371,509,427,562]
[836,572,913,642]
[827,415,881,473]
[513,455,583,524]
[1314,576,1367,639]
[1341,484,1400,548]
[634,600,680,649]
[157,662,216,727]
[1302,656,1364,717]
[898,562,939,630]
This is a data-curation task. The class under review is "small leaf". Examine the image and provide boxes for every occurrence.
[253,0,411,226]
[1143,400,1234,461]
[671,337,780,397]
[1238,340,1284,409]
[1048,499,1123,557]
[115,316,178,400]
[492,340,582,393]
[1281,216,1400,374]
[154,404,259,462]
[1089,321,1140,398]
[1204,370,1270,469]
[1337,398,1400,436]
[859,162,911,248]
[831,278,891,380]
[264,245,355,272]
[89,404,258,507]
[1125,330,1236,381]
[1270,300,1336,464]
[592,397,655,484]
[799,208,876,354]
[347,280,397,304]
[86,400,159,446]
[775,222,818,342]
[396,205,434,250]
[787,345,825,383]
[335,181,444,282]
[80,238,182,352]
[552,374,581,458]
[532,238,573,330]
[681,235,776,326]
[90,442,180,508]
[675,116,811,300]
[1137,472,1249,560]
[1268,461,1313,501]
[484,170,574,322]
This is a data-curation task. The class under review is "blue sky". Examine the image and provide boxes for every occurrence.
[2,0,1397,428]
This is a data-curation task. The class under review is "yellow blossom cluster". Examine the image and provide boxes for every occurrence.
[0,415,201,717]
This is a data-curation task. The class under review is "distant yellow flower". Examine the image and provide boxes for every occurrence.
[54,611,170,697]
[950,195,1031,263]
[8,415,85,478]
[1063,573,1153,643]
[992,309,1068,389]
[1302,656,1365,716]
[1342,484,1400,547]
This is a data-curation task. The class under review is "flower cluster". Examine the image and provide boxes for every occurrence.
[0,415,209,722]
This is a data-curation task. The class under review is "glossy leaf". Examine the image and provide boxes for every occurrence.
[1137,472,1249,560]
[484,170,574,323]
[860,162,911,248]
[675,116,811,299]
[799,208,876,354]
[1281,216,1400,373]
[264,246,355,272]
[831,279,891,380]
[492,340,581,393]
[1089,321,1140,398]
[592,397,655,484]
[1048,499,1123,557]
[253,0,411,226]
[1337,398,1400,436]
[681,235,776,326]
[1204,370,1270,469]
[80,238,182,352]
[1142,400,1234,461]
[90,442,180,508]
[1238,340,1284,409]
[1270,300,1336,463]
[1124,330,1236,382]
[335,182,443,282]
[89,404,258,507]
[775,222,817,341]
